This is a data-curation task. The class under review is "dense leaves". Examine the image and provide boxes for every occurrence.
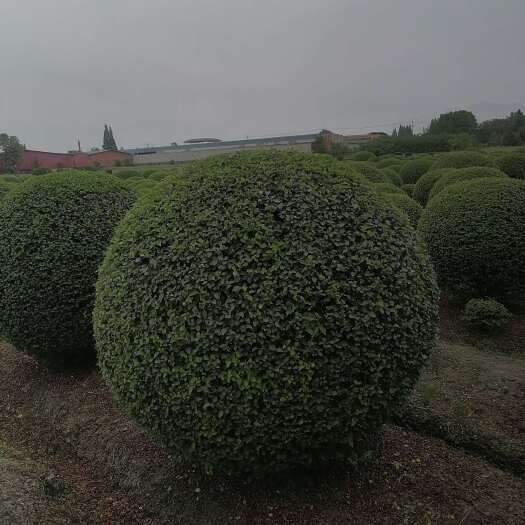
[429,151,493,171]
[464,298,512,333]
[428,167,507,201]
[0,172,134,365]
[495,152,525,180]
[399,158,434,184]
[346,162,390,183]
[94,150,438,476]
[412,169,452,206]
[0,180,13,200]
[419,178,525,301]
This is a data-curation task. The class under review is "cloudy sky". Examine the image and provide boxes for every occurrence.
[1,0,524,151]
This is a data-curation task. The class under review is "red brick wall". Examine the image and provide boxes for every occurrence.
[88,151,132,168]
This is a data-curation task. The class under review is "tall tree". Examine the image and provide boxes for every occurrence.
[427,110,477,135]
[0,133,24,172]
[108,126,118,150]
[102,124,110,150]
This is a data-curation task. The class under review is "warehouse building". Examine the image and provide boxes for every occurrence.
[125,131,384,166]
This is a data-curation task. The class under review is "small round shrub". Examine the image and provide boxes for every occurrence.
[464,298,512,333]
[94,150,438,476]
[32,167,51,176]
[399,158,433,184]
[0,180,14,201]
[115,169,141,180]
[388,163,405,173]
[351,150,376,161]
[380,168,403,186]
[379,193,422,227]
[0,172,135,366]
[428,167,508,201]
[430,151,493,171]
[371,182,404,196]
[347,162,390,183]
[1,175,21,183]
[412,168,454,206]
[495,152,525,180]
[401,183,415,197]
[419,178,525,301]
[376,157,403,169]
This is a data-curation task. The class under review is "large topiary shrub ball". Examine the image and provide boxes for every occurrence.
[495,152,525,180]
[427,166,508,201]
[94,151,438,476]
[412,168,454,206]
[0,172,134,366]
[429,151,493,171]
[399,158,434,184]
[351,150,376,161]
[419,177,525,301]
[378,192,422,227]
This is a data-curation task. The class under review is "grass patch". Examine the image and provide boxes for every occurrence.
[396,342,525,476]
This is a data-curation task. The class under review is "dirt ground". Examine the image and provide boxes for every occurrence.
[0,302,524,524]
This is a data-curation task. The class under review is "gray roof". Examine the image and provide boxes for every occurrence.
[125,132,320,155]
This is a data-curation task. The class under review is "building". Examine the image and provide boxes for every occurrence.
[125,131,383,166]
[13,149,132,172]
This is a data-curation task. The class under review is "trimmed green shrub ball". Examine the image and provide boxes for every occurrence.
[94,150,438,476]
[388,163,404,173]
[430,151,493,171]
[351,150,376,161]
[376,157,403,169]
[401,183,415,197]
[115,169,142,180]
[495,152,525,180]
[380,168,403,187]
[412,168,453,206]
[371,183,404,196]
[399,158,433,184]
[1,175,21,183]
[0,181,14,201]
[347,162,390,183]
[464,298,512,333]
[0,172,134,366]
[379,193,422,227]
[419,178,525,301]
[428,167,508,201]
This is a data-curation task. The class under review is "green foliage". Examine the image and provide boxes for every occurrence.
[364,135,453,156]
[380,167,403,186]
[347,161,390,183]
[148,170,174,181]
[448,133,480,151]
[32,167,50,176]
[430,151,493,171]
[0,180,13,201]
[0,174,21,183]
[379,192,422,227]
[464,298,512,333]
[400,158,434,184]
[427,111,477,135]
[103,124,118,151]
[428,167,507,201]
[495,152,525,180]
[418,178,525,301]
[94,150,438,476]
[115,169,142,180]
[371,182,404,196]
[376,157,403,169]
[477,110,525,146]
[0,172,134,366]
[351,151,376,161]
[402,183,415,197]
[392,124,414,137]
[0,134,24,172]
[412,168,453,206]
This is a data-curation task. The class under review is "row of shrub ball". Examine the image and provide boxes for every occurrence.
[1,146,523,474]
[0,151,439,476]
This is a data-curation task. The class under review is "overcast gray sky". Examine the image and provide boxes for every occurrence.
[1,0,524,151]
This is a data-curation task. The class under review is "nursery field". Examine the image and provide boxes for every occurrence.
[0,147,525,523]
[0,313,524,524]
